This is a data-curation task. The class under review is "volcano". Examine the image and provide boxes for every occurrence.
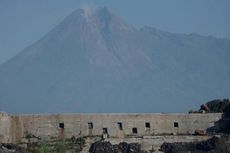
[0,7,230,113]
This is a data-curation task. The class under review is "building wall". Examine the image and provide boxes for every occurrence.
[0,113,223,143]
[0,112,13,143]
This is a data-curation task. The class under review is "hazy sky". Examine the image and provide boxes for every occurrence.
[0,0,230,64]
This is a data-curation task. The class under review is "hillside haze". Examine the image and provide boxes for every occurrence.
[0,7,230,113]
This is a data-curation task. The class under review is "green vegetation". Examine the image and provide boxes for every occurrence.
[54,140,66,153]
[36,140,48,153]
[23,135,86,153]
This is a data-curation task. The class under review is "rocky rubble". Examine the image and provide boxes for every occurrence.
[160,136,230,153]
[198,99,230,113]
[89,141,147,153]
[0,143,25,153]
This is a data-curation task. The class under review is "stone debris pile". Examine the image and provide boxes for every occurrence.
[160,136,230,153]
[89,141,147,153]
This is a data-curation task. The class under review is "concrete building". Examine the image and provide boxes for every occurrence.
[0,112,223,143]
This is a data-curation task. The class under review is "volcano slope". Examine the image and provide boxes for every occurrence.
[0,7,230,113]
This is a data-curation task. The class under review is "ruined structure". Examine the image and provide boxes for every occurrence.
[0,112,223,144]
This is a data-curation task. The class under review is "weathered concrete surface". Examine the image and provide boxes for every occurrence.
[0,112,13,143]
[0,113,223,143]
